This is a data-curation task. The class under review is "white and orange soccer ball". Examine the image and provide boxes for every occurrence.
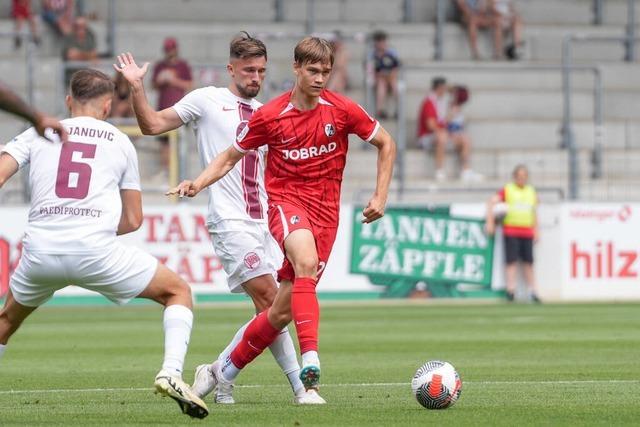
[411,361,462,409]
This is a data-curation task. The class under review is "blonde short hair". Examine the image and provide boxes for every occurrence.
[294,36,334,66]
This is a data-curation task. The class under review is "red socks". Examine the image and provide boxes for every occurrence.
[291,277,319,354]
[229,309,280,369]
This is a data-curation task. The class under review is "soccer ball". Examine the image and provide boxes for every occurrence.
[411,361,462,409]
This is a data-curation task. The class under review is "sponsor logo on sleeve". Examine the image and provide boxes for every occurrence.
[236,122,249,142]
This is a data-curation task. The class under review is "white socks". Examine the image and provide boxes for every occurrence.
[0,344,6,361]
[219,320,304,393]
[269,328,305,394]
[162,304,193,376]
[302,350,320,368]
[220,355,241,382]
[218,318,251,368]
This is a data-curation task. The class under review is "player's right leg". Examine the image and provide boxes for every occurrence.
[282,229,323,391]
[0,290,38,359]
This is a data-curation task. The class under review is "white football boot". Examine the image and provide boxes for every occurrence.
[191,364,216,399]
[211,359,236,404]
[154,369,209,419]
[294,388,327,404]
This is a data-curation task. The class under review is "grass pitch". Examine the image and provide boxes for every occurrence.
[1,302,639,426]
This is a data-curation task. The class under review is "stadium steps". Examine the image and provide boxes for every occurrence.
[74,0,640,26]
[344,146,640,183]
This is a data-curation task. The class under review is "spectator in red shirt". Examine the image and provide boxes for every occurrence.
[417,77,479,182]
[151,37,193,178]
[12,0,40,49]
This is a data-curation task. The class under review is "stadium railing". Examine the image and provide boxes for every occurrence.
[393,63,603,201]
[433,0,635,61]
[561,32,640,197]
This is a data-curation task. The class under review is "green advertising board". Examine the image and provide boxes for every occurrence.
[350,206,496,298]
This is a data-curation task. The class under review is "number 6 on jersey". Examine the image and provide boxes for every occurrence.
[55,141,96,199]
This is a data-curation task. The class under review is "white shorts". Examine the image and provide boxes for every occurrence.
[10,243,158,307]
[209,220,282,293]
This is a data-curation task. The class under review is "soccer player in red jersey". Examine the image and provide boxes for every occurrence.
[168,36,396,398]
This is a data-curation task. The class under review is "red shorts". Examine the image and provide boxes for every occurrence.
[268,202,338,282]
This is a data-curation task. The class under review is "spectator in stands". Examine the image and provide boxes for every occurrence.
[326,30,349,93]
[62,16,97,86]
[42,0,74,36]
[492,0,524,60]
[455,0,500,60]
[485,164,540,302]
[12,0,40,49]
[417,77,481,182]
[151,37,193,180]
[110,72,134,119]
[62,16,96,60]
[371,30,400,119]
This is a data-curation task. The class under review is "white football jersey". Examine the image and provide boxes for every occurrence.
[173,86,267,226]
[1,116,140,254]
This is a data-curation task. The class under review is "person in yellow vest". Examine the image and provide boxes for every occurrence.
[486,164,540,302]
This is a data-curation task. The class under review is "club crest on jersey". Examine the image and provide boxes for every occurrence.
[324,123,336,137]
[244,252,261,269]
[290,215,300,225]
[236,121,249,142]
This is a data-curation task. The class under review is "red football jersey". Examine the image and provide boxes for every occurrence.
[234,90,379,227]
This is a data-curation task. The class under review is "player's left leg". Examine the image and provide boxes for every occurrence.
[283,228,323,390]
[0,290,38,359]
[137,262,208,418]
[197,274,305,403]
[82,244,206,419]
[243,276,305,399]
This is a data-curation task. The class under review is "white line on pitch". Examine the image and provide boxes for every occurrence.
[0,380,639,395]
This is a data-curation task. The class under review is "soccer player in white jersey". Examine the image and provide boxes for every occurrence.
[0,70,208,419]
[114,33,324,404]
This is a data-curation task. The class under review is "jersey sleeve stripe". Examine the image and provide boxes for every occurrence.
[365,121,381,142]
[233,140,249,154]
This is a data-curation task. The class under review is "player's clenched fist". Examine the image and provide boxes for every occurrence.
[166,180,199,198]
[362,196,386,224]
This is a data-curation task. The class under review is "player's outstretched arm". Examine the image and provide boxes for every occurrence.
[362,126,396,224]
[0,152,19,189]
[166,145,246,198]
[0,83,68,143]
[114,52,183,135]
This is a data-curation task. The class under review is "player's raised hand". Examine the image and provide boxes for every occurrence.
[362,196,386,223]
[113,52,149,84]
[166,180,199,198]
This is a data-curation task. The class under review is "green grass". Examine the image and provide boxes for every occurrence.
[1,302,640,426]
